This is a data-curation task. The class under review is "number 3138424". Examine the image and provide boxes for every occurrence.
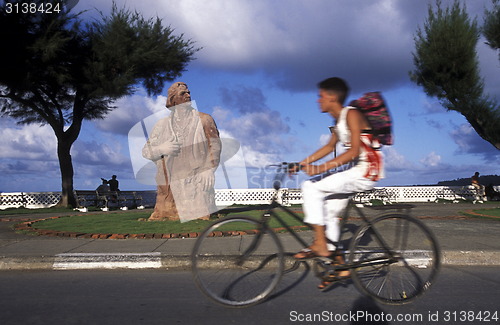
[5,2,62,14]
[443,311,498,322]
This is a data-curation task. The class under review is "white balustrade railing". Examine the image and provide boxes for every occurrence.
[0,192,63,210]
[1,186,497,210]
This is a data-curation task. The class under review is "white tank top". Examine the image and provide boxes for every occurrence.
[334,106,384,181]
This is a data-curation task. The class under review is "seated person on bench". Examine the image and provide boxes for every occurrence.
[96,178,110,193]
[485,184,500,201]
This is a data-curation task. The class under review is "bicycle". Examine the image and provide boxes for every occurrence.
[191,163,441,307]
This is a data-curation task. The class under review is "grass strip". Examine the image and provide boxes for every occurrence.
[30,209,307,234]
[461,207,500,220]
[472,208,500,217]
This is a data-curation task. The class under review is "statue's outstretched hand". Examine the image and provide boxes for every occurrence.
[158,141,181,157]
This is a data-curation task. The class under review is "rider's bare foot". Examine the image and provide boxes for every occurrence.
[308,243,331,257]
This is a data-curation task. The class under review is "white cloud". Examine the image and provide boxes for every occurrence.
[224,111,290,149]
[212,106,231,121]
[383,146,414,171]
[72,140,129,168]
[477,37,500,100]
[71,0,500,98]
[158,0,300,68]
[177,0,419,91]
[0,122,57,160]
[422,98,447,115]
[450,123,500,159]
[215,129,278,189]
[420,151,442,167]
[213,86,293,156]
[75,0,499,94]
[94,95,168,135]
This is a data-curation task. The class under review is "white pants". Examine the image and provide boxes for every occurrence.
[301,167,375,250]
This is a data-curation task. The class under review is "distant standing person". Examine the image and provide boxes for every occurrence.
[471,172,484,202]
[108,175,120,192]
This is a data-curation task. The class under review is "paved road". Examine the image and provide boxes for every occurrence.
[0,266,498,325]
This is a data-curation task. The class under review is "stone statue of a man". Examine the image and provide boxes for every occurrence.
[142,82,221,221]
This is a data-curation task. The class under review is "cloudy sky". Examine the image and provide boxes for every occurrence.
[1,0,499,193]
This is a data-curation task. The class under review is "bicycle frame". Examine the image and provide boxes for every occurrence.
[193,163,440,307]
[218,190,414,272]
[215,200,313,266]
[216,162,417,269]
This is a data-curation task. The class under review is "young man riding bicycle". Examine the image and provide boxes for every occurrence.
[292,77,384,288]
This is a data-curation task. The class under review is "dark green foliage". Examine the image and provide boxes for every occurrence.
[0,0,197,125]
[410,0,500,150]
[437,174,500,186]
[86,3,198,98]
[0,1,85,126]
[411,1,482,103]
[483,0,500,56]
[0,0,199,206]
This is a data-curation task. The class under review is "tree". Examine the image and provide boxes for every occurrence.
[0,1,198,207]
[483,0,500,59]
[410,0,500,150]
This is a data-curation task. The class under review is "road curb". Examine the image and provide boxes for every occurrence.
[53,253,163,270]
[442,251,500,266]
[0,256,56,270]
[1,251,499,270]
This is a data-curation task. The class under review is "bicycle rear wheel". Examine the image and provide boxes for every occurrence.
[191,216,284,307]
[349,214,440,304]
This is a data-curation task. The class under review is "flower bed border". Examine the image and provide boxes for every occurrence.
[14,216,310,239]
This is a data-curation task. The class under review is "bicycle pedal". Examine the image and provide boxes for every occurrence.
[318,275,350,291]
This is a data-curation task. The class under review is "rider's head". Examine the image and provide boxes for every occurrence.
[317,77,349,105]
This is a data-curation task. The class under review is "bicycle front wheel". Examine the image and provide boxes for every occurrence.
[191,216,284,307]
[349,214,440,304]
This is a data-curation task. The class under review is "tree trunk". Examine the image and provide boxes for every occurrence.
[56,137,77,208]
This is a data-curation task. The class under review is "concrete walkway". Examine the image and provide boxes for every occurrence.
[0,202,499,270]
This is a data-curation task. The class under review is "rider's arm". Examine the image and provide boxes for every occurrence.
[300,132,338,166]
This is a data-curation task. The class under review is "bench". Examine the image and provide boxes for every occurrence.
[74,190,101,211]
[74,190,144,211]
[119,191,145,209]
[435,187,462,203]
[353,188,395,206]
[97,191,127,210]
[435,186,484,203]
